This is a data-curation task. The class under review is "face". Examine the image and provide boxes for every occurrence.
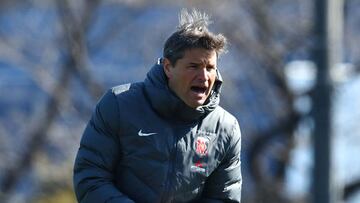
[163,48,217,108]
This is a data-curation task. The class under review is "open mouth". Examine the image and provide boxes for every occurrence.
[191,86,207,94]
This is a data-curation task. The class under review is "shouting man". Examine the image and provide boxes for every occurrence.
[73,8,242,203]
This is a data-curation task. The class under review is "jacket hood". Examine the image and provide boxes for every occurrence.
[144,58,222,123]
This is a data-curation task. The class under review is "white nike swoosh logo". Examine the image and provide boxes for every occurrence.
[138,130,157,136]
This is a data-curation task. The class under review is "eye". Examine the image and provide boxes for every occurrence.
[188,65,198,69]
[206,66,216,72]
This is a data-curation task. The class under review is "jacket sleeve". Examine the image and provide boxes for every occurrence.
[73,89,134,203]
[201,120,242,203]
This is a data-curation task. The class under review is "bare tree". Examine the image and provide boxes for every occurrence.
[0,0,103,201]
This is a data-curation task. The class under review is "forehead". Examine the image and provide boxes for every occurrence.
[181,48,217,65]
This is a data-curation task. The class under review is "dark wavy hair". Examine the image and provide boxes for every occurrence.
[163,9,228,65]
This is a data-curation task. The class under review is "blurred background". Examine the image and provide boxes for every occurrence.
[0,0,359,202]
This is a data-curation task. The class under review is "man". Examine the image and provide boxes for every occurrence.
[73,9,242,203]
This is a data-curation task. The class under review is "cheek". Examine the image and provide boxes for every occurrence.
[166,71,173,79]
[209,73,217,84]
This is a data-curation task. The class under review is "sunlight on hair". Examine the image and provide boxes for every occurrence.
[178,8,213,34]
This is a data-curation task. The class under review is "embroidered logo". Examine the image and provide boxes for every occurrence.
[138,130,157,137]
[194,136,209,156]
[191,165,206,173]
[190,160,207,173]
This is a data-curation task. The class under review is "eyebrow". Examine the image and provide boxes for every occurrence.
[188,62,217,69]
[189,62,202,66]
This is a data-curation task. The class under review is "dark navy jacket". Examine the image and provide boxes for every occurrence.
[73,61,242,203]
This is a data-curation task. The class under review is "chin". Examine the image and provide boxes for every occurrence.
[185,101,200,109]
[194,101,206,108]
[185,97,207,108]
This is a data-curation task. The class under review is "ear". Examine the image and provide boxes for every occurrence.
[163,58,173,79]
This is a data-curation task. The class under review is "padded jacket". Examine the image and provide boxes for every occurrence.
[73,60,242,203]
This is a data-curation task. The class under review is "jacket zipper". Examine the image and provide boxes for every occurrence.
[162,130,178,203]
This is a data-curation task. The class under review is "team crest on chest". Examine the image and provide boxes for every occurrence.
[194,136,209,156]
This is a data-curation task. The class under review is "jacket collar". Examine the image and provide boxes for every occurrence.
[144,58,222,123]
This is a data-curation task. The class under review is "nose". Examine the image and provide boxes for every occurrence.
[197,68,209,82]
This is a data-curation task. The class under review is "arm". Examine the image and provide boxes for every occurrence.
[73,90,134,203]
[201,120,242,203]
